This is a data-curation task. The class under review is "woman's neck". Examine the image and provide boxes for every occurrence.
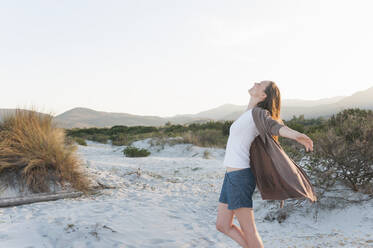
[247,98,260,110]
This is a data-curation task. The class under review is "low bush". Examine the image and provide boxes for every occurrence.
[222,121,233,136]
[89,133,109,144]
[0,108,92,194]
[123,146,151,157]
[74,137,87,146]
[111,133,130,146]
[308,108,373,194]
[181,129,225,148]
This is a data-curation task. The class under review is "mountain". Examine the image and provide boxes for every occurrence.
[52,107,167,128]
[279,86,373,120]
[282,96,346,107]
[1,86,372,128]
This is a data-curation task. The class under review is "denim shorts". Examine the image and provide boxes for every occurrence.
[218,167,256,210]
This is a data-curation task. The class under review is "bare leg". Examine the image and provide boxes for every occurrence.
[233,207,264,248]
[216,202,249,248]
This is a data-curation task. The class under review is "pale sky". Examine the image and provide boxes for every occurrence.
[1,0,372,117]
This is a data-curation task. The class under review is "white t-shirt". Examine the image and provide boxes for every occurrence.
[223,108,260,168]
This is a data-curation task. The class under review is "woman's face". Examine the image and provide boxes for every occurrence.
[248,81,270,100]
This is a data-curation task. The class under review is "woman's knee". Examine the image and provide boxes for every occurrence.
[234,208,257,231]
[216,202,234,233]
[215,222,230,233]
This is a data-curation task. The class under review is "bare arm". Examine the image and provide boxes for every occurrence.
[278,126,300,140]
[278,126,314,152]
[261,108,313,152]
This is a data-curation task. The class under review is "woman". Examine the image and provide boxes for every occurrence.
[215,80,314,248]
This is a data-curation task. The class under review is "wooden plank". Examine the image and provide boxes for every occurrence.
[0,191,84,208]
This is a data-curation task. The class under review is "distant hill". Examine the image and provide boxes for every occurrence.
[52,108,167,128]
[193,87,373,121]
[282,96,345,107]
[1,86,372,128]
[278,86,373,120]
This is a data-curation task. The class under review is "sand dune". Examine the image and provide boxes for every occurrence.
[0,139,372,247]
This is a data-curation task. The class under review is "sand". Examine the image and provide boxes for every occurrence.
[0,138,372,247]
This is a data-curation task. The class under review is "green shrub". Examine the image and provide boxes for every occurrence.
[111,133,130,146]
[123,146,151,157]
[109,125,129,135]
[164,124,186,133]
[74,137,87,146]
[222,121,233,136]
[308,108,373,194]
[186,121,224,131]
[181,129,225,148]
[89,134,109,144]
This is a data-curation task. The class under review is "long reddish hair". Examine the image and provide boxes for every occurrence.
[256,81,283,142]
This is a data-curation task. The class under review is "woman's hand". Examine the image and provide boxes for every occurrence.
[295,133,314,152]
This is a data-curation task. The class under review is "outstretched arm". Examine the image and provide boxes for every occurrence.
[261,109,313,152]
[278,126,313,152]
[278,126,299,139]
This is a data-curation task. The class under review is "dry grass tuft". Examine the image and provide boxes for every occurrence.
[0,107,92,195]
